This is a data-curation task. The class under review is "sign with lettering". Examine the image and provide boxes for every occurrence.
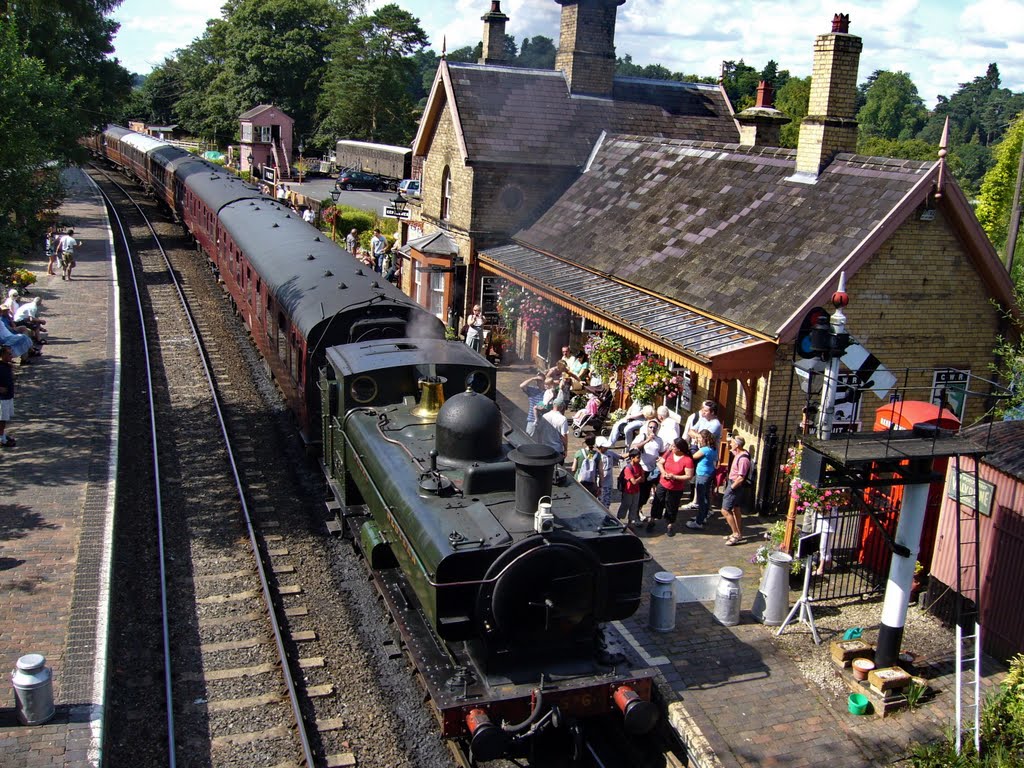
[383,206,410,220]
[932,369,969,419]
[948,469,995,517]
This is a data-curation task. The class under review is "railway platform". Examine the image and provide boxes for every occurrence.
[494,360,1007,768]
[0,168,119,766]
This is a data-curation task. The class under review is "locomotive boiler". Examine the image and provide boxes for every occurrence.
[319,339,658,761]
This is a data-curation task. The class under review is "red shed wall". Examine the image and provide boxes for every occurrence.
[931,456,1024,660]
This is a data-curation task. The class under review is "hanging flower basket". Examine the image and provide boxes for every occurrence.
[583,332,634,382]
[622,352,683,405]
[781,443,849,521]
[519,292,567,332]
[496,281,525,329]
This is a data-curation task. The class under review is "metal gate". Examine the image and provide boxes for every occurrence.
[806,488,901,601]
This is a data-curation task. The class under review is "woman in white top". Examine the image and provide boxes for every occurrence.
[464,304,485,351]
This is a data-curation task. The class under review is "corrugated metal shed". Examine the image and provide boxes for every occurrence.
[931,421,1024,661]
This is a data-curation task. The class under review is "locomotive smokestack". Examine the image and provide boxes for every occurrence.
[508,444,561,517]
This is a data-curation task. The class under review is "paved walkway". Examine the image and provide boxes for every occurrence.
[0,169,119,766]
[495,359,1006,767]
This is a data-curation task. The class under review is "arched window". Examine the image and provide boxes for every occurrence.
[441,166,452,222]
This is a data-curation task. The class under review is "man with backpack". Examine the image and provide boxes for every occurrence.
[722,435,752,545]
[571,435,603,498]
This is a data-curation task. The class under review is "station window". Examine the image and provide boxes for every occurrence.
[441,167,452,222]
[429,271,445,319]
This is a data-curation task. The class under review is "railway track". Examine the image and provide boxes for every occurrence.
[93,169,318,767]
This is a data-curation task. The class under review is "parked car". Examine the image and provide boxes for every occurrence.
[398,179,421,198]
[336,170,384,191]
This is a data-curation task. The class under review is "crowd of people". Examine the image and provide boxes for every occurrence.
[1,254,55,448]
[522,347,754,544]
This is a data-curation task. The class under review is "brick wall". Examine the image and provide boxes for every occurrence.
[796,31,862,175]
[554,2,617,95]
[806,34,862,118]
[755,207,1004,450]
[420,106,474,261]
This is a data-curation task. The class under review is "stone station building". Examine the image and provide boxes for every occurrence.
[404,3,1017,517]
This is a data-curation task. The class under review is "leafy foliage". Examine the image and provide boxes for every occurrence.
[316,4,428,146]
[857,71,928,140]
[0,22,80,263]
[909,654,1024,766]
[776,77,810,148]
[583,333,634,382]
[976,114,1024,267]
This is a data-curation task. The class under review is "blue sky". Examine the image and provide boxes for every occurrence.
[112,0,1024,109]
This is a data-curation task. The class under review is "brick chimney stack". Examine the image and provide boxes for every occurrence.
[795,13,862,176]
[554,0,627,97]
[735,81,790,148]
[480,1,511,65]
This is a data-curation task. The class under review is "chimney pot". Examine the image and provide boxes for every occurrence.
[755,81,774,109]
[491,0,501,11]
[832,13,850,33]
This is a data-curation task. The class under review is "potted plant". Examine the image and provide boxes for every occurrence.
[9,269,37,294]
[911,561,929,602]
[750,519,805,579]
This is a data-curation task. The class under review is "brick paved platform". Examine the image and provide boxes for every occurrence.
[0,169,119,766]
[495,359,1006,767]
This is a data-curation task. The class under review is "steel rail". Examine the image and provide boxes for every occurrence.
[92,179,177,768]
[92,167,316,768]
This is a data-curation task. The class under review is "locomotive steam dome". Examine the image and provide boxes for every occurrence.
[435,390,502,462]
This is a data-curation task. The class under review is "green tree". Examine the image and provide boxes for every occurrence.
[411,48,440,106]
[857,70,927,140]
[6,0,132,130]
[856,137,938,161]
[446,44,479,63]
[721,60,761,111]
[222,0,351,143]
[0,22,78,262]
[317,4,428,146]
[517,36,555,69]
[977,114,1024,269]
[776,76,810,148]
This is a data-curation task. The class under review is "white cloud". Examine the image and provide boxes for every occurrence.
[110,0,1022,105]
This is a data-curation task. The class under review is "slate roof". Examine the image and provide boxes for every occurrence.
[480,243,776,377]
[239,104,293,122]
[511,134,941,338]
[405,230,459,256]
[417,63,737,167]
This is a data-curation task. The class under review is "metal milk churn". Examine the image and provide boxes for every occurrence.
[751,552,793,626]
[713,566,744,626]
[649,571,677,633]
[11,653,55,725]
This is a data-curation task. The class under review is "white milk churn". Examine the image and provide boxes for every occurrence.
[713,566,744,626]
[12,653,55,725]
